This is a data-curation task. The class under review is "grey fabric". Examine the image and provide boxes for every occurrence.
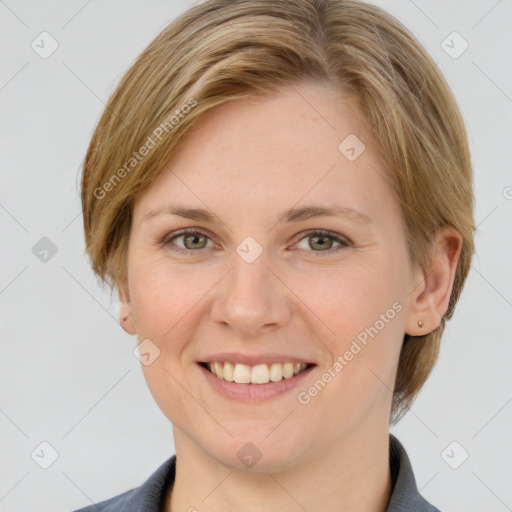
[71,434,441,511]
[387,434,441,511]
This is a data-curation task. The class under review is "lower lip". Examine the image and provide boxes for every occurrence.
[197,363,315,403]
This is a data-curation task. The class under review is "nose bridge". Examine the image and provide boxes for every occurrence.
[210,242,291,334]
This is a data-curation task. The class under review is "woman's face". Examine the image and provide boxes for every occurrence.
[123,82,422,470]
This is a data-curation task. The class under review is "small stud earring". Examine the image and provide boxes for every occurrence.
[417,320,424,328]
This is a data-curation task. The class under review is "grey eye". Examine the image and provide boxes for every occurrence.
[295,230,348,252]
[175,232,210,250]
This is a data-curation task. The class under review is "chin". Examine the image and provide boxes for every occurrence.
[201,429,310,473]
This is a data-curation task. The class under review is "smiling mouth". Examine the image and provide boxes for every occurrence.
[199,361,315,384]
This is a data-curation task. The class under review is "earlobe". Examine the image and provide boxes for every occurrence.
[405,227,462,336]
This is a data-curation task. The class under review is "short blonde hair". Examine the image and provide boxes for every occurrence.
[81,0,475,422]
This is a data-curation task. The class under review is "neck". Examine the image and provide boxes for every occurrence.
[165,425,392,512]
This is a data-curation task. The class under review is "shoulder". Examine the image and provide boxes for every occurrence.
[69,455,176,512]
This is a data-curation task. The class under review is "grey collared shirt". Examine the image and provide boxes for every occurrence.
[71,434,441,511]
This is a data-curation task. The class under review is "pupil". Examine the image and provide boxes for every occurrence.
[187,234,202,248]
[312,235,329,249]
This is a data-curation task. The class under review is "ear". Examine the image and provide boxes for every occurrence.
[405,226,462,336]
[118,280,136,335]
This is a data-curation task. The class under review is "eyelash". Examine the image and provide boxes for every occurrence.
[159,228,351,256]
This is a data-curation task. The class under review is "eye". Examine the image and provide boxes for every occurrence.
[293,229,350,253]
[161,229,216,255]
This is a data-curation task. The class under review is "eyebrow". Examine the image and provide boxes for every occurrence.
[141,203,372,225]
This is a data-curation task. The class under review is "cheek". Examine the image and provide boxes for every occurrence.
[129,255,206,338]
[128,257,201,425]
[302,255,405,342]
[299,305,404,435]
[300,257,406,410]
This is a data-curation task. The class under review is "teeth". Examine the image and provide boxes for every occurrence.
[214,361,224,379]
[251,364,270,384]
[233,363,251,383]
[269,363,282,382]
[205,361,309,384]
[223,361,234,381]
[283,362,294,379]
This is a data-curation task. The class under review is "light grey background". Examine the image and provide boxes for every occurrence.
[1,1,511,511]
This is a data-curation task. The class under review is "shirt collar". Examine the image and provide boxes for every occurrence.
[387,434,441,511]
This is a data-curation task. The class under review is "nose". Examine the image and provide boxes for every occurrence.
[210,250,293,337]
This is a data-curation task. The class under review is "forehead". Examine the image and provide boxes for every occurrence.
[133,82,394,225]
[178,82,370,166]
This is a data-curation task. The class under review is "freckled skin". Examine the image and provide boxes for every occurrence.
[118,82,459,512]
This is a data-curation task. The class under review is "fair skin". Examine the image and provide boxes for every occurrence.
[118,82,461,512]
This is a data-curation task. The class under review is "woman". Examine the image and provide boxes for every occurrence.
[74,0,474,510]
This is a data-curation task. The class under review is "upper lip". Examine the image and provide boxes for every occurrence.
[198,352,316,366]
